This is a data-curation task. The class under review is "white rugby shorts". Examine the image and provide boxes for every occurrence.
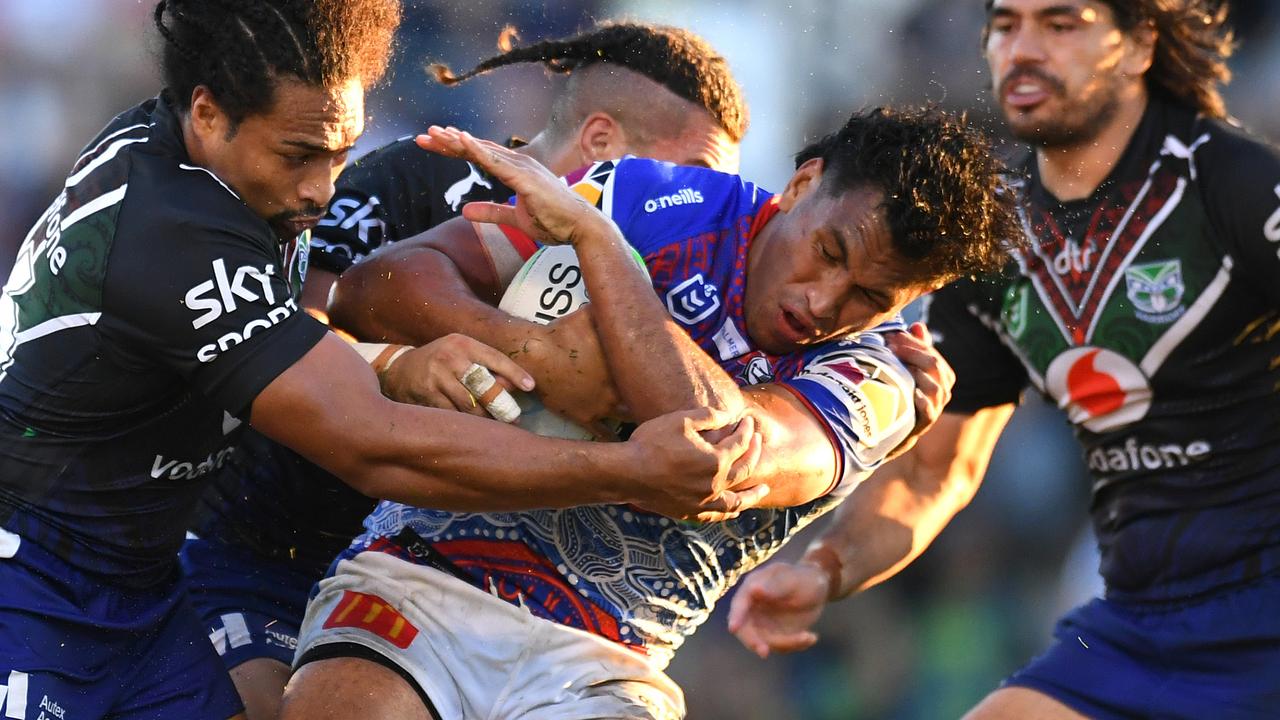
[295,551,685,720]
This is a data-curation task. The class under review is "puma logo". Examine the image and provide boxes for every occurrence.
[444,163,493,211]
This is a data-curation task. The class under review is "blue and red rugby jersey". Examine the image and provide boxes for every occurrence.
[337,157,916,666]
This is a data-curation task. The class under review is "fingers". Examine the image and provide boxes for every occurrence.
[723,430,763,490]
[888,333,939,376]
[438,378,488,417]
[914,377,942,420]
[726,583,754,632]
[462,340,535,393]
[732,483,771,510]
[888,322,954,429]
[732,621,770,659]
[695,483,770,522]
[710,412,754,453]
[460,201,518,227]
[679,405,744,434]
[418,126,533,184]
[727,578,821,659]
[766,631,819,655]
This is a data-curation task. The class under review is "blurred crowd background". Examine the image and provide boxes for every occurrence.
[2,1,1277,718]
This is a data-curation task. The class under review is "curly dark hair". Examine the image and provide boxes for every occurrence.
[1096,0,1234,119]
[797,106,1024,282]
[428,22,748,142]
[154,0,401,127]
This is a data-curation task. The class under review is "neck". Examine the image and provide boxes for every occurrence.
[1035,90,1150,202]
[518,132,578,176]
[180,113,208,168]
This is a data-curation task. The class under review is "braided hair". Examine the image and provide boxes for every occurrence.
[153,0,400,127]
[797,107,1024,281]
[428,22,747,141]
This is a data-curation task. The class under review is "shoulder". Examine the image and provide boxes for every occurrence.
[120,158,266,248]
[783,323,916,470]
[343,135,490,191]
[600,157,770,232]
[1193,115,1280,180]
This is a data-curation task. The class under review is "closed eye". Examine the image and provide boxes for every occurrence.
[861,287,892,312]
[280,153,313,167]
[815,238,842,265]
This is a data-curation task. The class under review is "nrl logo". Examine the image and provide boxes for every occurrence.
[1124,259,1185,324]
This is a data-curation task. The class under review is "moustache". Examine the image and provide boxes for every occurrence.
[270,205,326,224]
[997,65,1066,98]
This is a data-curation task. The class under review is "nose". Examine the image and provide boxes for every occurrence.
[1007,24,1047,65]
[297,160,340,210]
[805,282,841,331]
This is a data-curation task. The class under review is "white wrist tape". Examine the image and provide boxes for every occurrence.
[352,342,412,374]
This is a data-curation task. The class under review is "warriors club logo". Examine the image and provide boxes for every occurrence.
[1045,346,1152,433]
[1124,259,1186,324]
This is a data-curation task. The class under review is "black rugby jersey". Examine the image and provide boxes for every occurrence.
[0,94,328,587]
[928,96,1280,603]
[194,137,514,575]
[309,135,516,273]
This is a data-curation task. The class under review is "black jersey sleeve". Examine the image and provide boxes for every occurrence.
[1196,119,1280,304]
[310,137,446,274]
[104,176,328,417]
[311,138,422,274]
[311,137,516,275]
[923,279,1029,413]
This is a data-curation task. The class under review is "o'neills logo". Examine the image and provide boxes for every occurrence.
[1087,437,1210,474]
[644,188,703,213]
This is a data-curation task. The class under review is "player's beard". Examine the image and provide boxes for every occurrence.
[1000,67,1124,150]
[267,204,325,241]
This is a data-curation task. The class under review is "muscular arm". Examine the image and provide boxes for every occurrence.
[299,266,339,312]
[571,215,838,506]
[330,225,536,351]
[339,126,909,509]
[802,404,1015,596]
[333,218,838,508]
[728,404,1014,656]
[249,331,755,516]
[331,223,618,427]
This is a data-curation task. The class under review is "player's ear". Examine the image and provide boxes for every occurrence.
[187,85,234,147]
[1122,20,1157,77]
[776,157,824,213]
[577,112,628,164]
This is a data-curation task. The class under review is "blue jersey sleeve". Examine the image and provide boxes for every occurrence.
[569,157,771,256]
[778,320,916,498]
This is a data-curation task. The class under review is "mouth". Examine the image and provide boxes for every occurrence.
[1005,83,1050,110]
[1000,71,1059,111]
[283,215,324,235]
[778,306,816,345]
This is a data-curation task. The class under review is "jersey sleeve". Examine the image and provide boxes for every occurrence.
[310,138,432,274]
[105,195,328,417]
[777,323,916,498]
[568,157,769,256]
[923,280,1028,413]
[1196,121,1280,304]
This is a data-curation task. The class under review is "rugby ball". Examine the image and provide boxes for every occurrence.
[497,244,647,440]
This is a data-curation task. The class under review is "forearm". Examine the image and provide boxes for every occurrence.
[345,403,636,511]
[802,457,973,598]
[330,246,543,353]
[799,405,1014,598]
[571,218,744,420]
[251,333,634,511]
